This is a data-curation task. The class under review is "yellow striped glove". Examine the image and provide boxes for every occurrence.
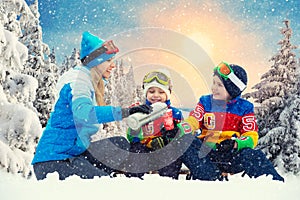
[149,137,168,150]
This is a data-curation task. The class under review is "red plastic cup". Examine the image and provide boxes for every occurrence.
[163,109,174,130]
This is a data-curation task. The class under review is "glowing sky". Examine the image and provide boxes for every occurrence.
[25,0,300,107]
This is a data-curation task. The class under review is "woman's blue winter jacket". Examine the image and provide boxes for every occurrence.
[32,66,122,164]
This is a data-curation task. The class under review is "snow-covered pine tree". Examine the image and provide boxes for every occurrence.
[273,58,300,174]
[59,48,81,75]
[0,0,37,109]
[19,0,58,127]
[127,61,144,104]
[134,81,145,104]
[92,60,137,140]
[0,0,42,177]
[59,55,71,75]
[69,48,81,68]
[245,20,299,173]
[3,9,22,39]
[49,47,56,64]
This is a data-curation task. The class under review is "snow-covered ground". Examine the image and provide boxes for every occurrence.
[1,170,299,200]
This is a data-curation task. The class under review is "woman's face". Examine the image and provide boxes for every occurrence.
[211,75,231,101]
[95,58,116,79]
[146,87,167,104]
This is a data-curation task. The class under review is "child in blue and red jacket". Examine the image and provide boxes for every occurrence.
[125,69,184,179]
[180,62,284,181]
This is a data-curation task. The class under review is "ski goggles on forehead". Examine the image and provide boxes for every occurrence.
[214,62,246,91]
[102,40,119,54]
[81,40,119,65]
[143,71,170,86]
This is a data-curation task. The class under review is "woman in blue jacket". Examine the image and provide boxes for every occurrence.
[32,31,151,180]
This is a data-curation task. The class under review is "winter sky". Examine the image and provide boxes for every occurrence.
[25,0,300,106]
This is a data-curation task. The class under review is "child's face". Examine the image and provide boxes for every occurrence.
[146,87,167,104]
[211,75,231,101]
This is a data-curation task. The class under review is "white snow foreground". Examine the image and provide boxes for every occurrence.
[0,170,299,200]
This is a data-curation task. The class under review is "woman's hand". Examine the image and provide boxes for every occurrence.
[121,104,153,118]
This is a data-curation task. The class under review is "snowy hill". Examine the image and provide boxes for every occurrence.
[0,170,299,200]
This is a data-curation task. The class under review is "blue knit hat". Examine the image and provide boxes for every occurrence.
[80,31,118,68]
[214,64,247,99]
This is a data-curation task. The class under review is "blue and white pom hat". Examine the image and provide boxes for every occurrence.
[142,69,172,100]
[80,31,119,68]
[214,63,248,99]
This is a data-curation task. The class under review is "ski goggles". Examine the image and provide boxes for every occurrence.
[102,40,119,54]
[214,62,246,91]
[143,71,171,86]
[81,40,119,65]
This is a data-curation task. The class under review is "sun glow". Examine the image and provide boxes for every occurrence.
[188,32,214,57]
[136,0,272,97]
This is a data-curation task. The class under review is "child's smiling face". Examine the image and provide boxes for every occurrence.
[211,75,231,101]
[146,87,167,104]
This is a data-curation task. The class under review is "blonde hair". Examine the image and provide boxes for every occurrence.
[90,67,106,106]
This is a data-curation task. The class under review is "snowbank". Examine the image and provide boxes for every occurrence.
[0,170,299,200]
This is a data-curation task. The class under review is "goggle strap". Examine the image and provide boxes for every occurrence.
[81,46,107,65]
[227,73,246,91]
[81,40,119,65]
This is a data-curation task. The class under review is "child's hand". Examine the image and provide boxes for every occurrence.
[161,125,179,139]
[216,139,236,152]
[150,137,168,150]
